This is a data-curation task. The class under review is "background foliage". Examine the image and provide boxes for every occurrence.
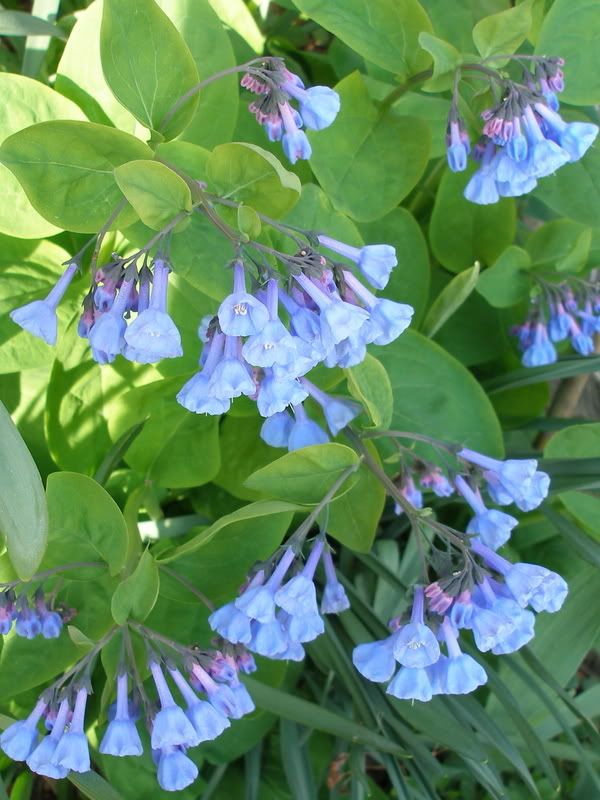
[0,0,599,798]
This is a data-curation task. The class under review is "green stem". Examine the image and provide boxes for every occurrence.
[91,198,130,273]
[159,565,214,611]
[50,626,118,692]
[379,69,433,112]
[0,561,105,590]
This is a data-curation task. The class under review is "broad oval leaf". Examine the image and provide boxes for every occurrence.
[0,401,48,579]
[111,550,160,624]
[100,0,200,139]
[114,159,192,230]
[477,246,532,308]
[345,354,393,430]
[0,73,86,238]
[0,120,152,233]
[309,72,431,222]
[206,142,301,218]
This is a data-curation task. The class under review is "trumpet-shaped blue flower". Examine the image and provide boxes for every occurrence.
[287,404,329,450]
[439,619,487,694]
[392,587,440,668]
[260,411,294,448]
[52,687,90,773]
[168,667,230,742]
[317,235,397,290]
[275,539,323,616]
[0,697,46,760]
[301,378,360,436]
[100,673,143,757]
[446,120,470,173]
[458,449,549,512]
[522,322,557,367]
[149,661,199,749]
[256,370,308,417]
[320,548,350,614]
[89,278,135,364]
[456,475,518,550]
[235,549,296,623]
[279,102,312,163]
[353,634,398,683]
[208,602,253,644]
[157,745,198,792]
[26,698,70,779]
[10,262,78,345]
[284,81,340,130]
[218,261,269,337]
[387,667,433,702]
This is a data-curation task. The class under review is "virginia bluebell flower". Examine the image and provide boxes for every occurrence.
[387,666,433,702]
[521,322,557,367]
[300,378,360,436]
[446,120,470,173]
[124,258,183,363]
[455,475,518,550]
[99,673,143,757]
[168,667,230,743]
[420,468,454,498]
[210,335,255,400]
[457,449,550,512]
[256,369,308,417]
[0,697,47,760]
[320,547,350,614]
[208,602,253,645]
[156,745,198,792]
[317,235,398,290]
[279,102,312,164]
[218,261,269,337]
[437,618,487,694]
[341,271,414,346]
[10,261,78,345]
[535,103,598,162]
[394,476,423,517]
[260,410,294,448]
[392,587,440,668]
[282,81,340,130]
[548,301,572,342]
[353,634,398,683]
[51,687,90,773]
[275,539,323,617]
[177,333,232,415]
[287,403,329,450]
[26,697,69,779]
[0,590,15,635]
[149,660,199,750]
[89,276,135,364]
[15,597,41,639]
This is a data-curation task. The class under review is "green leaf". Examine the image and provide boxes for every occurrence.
[472,0,533,63]
[526,220,592,273]
[377,329,504,455]
[114,160,192,230]
[22,0,62,78]
[45,472,128,576]
[206,142,301,218]
[100,0,200,139]
[544,423,600,539]
[421,262,480,337]
[418,32,462,92]
[68,771,124,800]
[309,72,431,223]
[476,245,532,308]
[0,120,152,233]
[0,9,66,38]
[94,420,147,487]
[429,166,516,273]
[237,204,262,240]
[290,0,432,78]
[543,506,600,568]
[0,401,48,579]
[156,0,238,149]
[112,550,160,624]
[213,414,280,501]
[345,354,393,429]
[245,678,409,758]
[160,499,298,563]
[536,0,600,105]
[327,441,386,553]
[358,207,431,325]
[0,74,86,238]
[279,720,315,800]
[207,0,264,52]
[244,443,359,505]
[534,137,600,227]
[484,355,600,393]
[106,376,221,489]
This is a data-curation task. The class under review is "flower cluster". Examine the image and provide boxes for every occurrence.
[209,537,350,662]
[177,251,412,422]
[241,57,340,163]
[0,636,256,793]
[446,57,599,205]
[353,449,564,701]
[512,277,599,367]
[0,588,65,640]
[393,464,454,516]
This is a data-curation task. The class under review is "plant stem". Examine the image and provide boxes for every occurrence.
[159,565,214,611]
[379,69,434,112]
[0,561,105,590]
[90,198,130,273]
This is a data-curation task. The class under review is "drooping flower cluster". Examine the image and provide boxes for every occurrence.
[353,449,565,701]
[177,252,413,423]
[209,537,350,662]
[0,588,66,640]
[0,632,256,793]
[393,464,454,517]
[446,57,599,205]
[512,277,599,367]
[241,57,340,163]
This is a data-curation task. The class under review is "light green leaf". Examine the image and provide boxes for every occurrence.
[207,0,264,52]
[44,472,128,576]
[244,443,359,505]
[280,720,315,800]
[106,376,221,489]
[101,0,200,139]
[477,245,532,308]
[290,0,432,79]
[157,0,238,149]
[206,142,301,218]
[327,441,386,553]
[56,0,139,131]
[0,401,48,579]
[0,9,66,38]
[418,32,462,92]
[0,120,152,233]
[422,262,480,337]
[0,74,86,238]
[473,0,533,63]
[545,423,600,540]
[429,166,516,273]
[309,72,430,223]
[536,0,600,105]
[68,771,124,800]
[111,550,160,624]
[377,329,504,456]
[237,204,262,240]
[161,499,299,562]
[114,160,192,230]
[526,220,592,274]
[346,354,393,429]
